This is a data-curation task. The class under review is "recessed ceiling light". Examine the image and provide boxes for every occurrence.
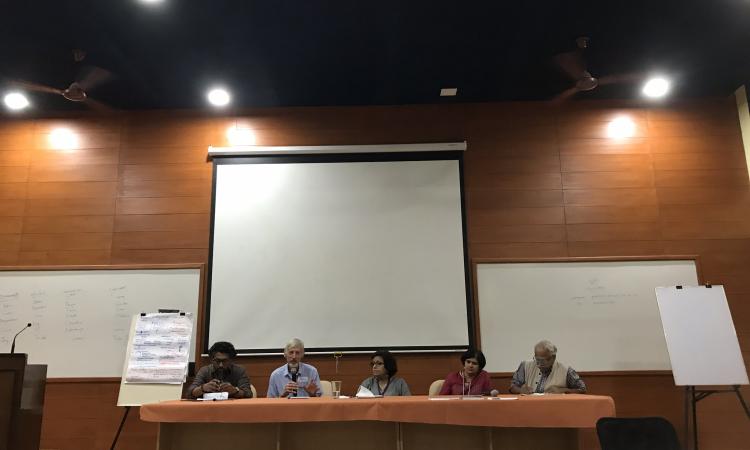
[642,77,670,98]
[3,92,30,111]
[440,88,458,97]
[138,0,164,4]
[207,88,231,107]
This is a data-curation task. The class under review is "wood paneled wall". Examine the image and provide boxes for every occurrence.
[1,98,749,450]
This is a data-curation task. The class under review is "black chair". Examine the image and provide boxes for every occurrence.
[597,417,682,450]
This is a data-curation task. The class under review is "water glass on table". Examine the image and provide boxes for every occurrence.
[331,380,342,398]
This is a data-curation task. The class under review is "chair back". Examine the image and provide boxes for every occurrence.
[596,417,682,450]
[428,379,445,397]
[319,380,333,397]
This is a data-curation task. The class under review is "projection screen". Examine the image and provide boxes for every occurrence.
[206,152,471,353]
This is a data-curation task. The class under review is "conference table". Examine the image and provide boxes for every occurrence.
[141,395,615,450]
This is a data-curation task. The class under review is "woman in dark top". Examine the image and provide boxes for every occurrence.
[359,350,411,396]
[439,349,492,396]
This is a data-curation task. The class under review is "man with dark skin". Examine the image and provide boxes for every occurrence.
[187,341,252,399]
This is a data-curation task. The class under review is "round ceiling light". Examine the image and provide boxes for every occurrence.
[3,92,30,111]
[207,88,231,107]
[642,77,670,98]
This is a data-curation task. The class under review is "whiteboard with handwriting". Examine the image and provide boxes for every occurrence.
[0,267,201,378]
[476,260,699,372]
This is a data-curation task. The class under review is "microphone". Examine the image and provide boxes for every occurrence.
[10,323,32,354]
[289,364,299,397]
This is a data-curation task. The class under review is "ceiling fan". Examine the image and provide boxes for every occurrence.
[7,49,115,111]
[551,37,641,103]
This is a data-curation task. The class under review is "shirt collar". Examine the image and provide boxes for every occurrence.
[284,363,304,377]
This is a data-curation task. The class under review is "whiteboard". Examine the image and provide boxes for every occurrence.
[0,267,202,378]
[209,157,470,352]
[476,260,699,372]
[656,285,749,386]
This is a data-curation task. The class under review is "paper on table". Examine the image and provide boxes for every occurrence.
[355,386,382,398]
[197,392,229,401]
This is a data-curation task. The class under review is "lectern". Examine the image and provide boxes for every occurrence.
[0,354,46,450]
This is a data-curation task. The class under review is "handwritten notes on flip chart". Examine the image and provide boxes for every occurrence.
[125,314,193,384]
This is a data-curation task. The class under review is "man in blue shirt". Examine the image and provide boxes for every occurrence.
[267,338,323,398]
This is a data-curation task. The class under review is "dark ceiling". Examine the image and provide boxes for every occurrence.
[1,0,749,112]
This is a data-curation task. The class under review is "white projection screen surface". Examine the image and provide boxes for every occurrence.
[207,155,471,353]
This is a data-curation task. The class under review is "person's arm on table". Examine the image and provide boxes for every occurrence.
[187,368,219,399]
[219,370,252,398]
[438,373,454,395]
[478,371,492,395]
[562,367,586,394]
[509,363,533,394]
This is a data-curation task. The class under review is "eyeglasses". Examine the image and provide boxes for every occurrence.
[212,358,231,365]
[370,361,384,367]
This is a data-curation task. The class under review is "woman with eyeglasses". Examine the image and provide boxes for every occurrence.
[359,350,411,396]
[439,349,492,395]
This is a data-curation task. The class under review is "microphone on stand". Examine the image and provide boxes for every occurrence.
[10,323,32,354]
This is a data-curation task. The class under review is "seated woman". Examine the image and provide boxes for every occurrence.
[439,349,492,395]
[359,350,411,396]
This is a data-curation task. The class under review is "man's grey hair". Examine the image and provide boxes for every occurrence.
[535,340,557,355]
[284,338,305,352]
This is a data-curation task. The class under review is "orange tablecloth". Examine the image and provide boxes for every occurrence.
[140,395,615,428]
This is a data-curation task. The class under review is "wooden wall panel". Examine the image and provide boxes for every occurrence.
[27,181,118,199]
[113,214,210,232]
[115,197,211,215]
[0,98,748,450]
[0,199,25,215]
[23,216,114,233]
[0,183,26,198]
[563,188,659,206]
[0,166,29,182]
[654,169,749,187]
[25,198,116,216]
[0,217,23,234]
[564,206,661,224]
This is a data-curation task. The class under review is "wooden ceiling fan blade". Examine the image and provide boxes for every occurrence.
[554,50,587,81]
[9,79,64,95]
[76,66,113,92]
[83,96,116,112]
[550,85,580,104]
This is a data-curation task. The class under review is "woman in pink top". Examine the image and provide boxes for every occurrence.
[439,350,492,396]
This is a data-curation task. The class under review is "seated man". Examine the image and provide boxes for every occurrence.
[509,340,586,394]
[187,341,252,399]
[267,338,322,398]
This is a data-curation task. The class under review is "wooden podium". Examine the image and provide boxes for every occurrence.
[0,354,47,450]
